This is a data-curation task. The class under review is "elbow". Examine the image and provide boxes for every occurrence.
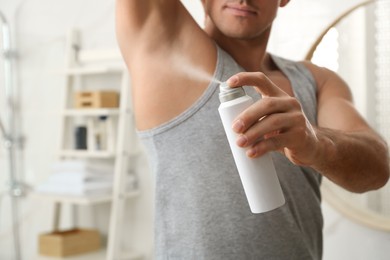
[375,160,390,190]
[346,157,389,194]
[366,168,389,193]
[357,152,390,194]
[361,161,389,194]
[366,138,390,192]
[375,141,390,190]
[349,172,388,194]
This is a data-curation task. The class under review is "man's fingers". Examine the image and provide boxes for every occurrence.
[236,112,292,147]
[246,133,289,158]
[227,72,285,97]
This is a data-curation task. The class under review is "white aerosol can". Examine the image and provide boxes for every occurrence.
[218,82,285,213]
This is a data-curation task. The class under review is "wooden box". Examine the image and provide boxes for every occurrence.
[38,228,101,257]
[74,91,119,108]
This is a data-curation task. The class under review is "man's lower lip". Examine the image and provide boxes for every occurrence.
[225,7,256,17]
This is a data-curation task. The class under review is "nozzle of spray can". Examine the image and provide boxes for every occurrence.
[219,81,246,102]
[218,81,285,213]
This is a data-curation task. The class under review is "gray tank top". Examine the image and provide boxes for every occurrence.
[138,46,323,260]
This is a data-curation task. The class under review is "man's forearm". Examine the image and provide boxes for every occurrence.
[311,127,389,193]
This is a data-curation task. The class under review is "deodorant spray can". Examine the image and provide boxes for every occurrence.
[218,82,285,213]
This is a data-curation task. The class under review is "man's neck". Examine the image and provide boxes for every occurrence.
[210,29,274,72]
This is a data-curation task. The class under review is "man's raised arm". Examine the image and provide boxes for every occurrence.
[115,0,181,64]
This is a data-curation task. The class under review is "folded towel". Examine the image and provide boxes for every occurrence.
[51,160,114,175]
[48,171,114,185]
[36,180,113,196]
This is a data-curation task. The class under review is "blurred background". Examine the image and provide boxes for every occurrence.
[0,0,389,259]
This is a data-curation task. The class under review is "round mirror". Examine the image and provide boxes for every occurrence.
[305,0,390,231]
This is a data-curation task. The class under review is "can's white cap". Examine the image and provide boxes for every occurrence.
[219,82,246,103]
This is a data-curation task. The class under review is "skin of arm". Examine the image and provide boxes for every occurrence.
[115,0,178,62]
[115,0,216,130]
[227,64,389,193]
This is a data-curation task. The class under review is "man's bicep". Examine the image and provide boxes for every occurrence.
[316,72,371,132]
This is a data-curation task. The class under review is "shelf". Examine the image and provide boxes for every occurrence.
[36,248,142,260]
[36,249,106,260]
[64,66,124,76]
[59,150,116,159]
[63,109,120,117]
[31,192,112,205]
[31,190,139,205]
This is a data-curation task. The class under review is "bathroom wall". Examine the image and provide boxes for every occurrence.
[0,0,389,259]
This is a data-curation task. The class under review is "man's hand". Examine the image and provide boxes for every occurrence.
[227,70,389,193]
[226,72,321,167]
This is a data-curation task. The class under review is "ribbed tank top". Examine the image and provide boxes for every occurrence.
[138,46,323,260]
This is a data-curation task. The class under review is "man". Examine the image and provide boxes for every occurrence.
[116,0,389,259]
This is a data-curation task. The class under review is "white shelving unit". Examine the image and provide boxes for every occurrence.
[33,29,142,260]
